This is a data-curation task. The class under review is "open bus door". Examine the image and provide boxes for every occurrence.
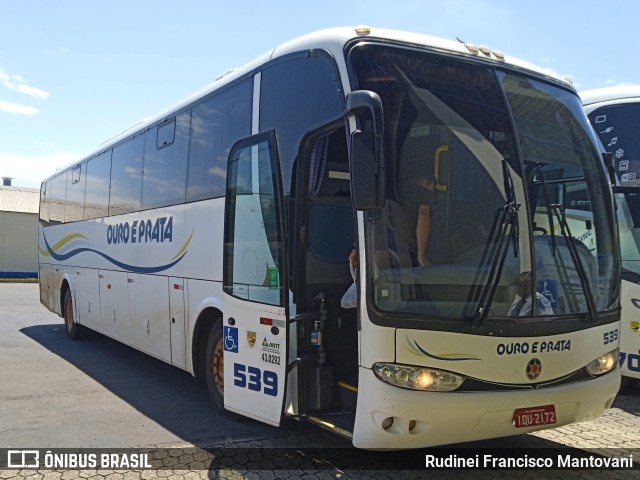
[222,131,289,426]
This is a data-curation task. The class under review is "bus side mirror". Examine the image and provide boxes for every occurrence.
[346,90,385,211]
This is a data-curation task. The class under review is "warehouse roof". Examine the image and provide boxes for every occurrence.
[0,185,39,214]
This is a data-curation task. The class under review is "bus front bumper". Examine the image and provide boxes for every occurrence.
[352,366,620,450]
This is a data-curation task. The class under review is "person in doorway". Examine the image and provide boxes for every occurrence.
[348,245,357,269]
[507,271,554,316]
[341,246,358,309]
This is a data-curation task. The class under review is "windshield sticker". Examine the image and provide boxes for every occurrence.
[261,337,280,354]
[538,280,558,308]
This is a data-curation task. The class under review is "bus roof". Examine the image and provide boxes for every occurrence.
[274,26,571,78]
[43,26,574,184]
[581,85,640,106]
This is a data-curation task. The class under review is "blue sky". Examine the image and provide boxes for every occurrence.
[2,0,639,188]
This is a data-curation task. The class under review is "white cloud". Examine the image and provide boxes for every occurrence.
[0,101,39,115]
[15,83,49,99]
[0,151,79,188]
[0,68,50,100]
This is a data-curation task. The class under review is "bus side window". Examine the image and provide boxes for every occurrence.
[39,180,50,226]
[225,133,285,307]
[65,164,85,223]
[304,129,354,297]
[84,151,111,220]
[142,112,190,209]
[49,170,68,225]
[307,205,354,265]
[187,78,252,202]
[109,135,143,216]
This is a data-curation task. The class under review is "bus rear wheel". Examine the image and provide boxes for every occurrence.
[63,289,85,340]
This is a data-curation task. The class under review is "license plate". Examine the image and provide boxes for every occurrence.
[512,404,557,428]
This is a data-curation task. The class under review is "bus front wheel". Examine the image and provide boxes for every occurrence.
[63,289,85,340]
[205,320,225,412]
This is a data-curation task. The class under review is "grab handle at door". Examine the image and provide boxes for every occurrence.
[434,144,449,192]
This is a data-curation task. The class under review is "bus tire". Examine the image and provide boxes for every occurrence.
[63,289,85,340]
[205,319,227,413]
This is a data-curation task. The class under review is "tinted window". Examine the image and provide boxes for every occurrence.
[157,119,176,148]
[260,55,343,195]
[110,135,143,216]
[350,44,618,320]
[39,181,50,226]
[225,133,285,306]
[84,151,112,220]
[65,164,85,223]
[142,112,190,209]
[187,79,252,202]
[308,205,354,262]
[49,171,67,224]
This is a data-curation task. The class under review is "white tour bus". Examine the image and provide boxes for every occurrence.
[39,27,622,449]
[582,85,640,385]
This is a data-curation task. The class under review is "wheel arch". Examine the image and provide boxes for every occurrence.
[192,306,223,378]
[59,275,73,318]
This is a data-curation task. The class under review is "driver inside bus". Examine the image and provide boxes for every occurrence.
[406,174,436,267]
[507,271,554,316]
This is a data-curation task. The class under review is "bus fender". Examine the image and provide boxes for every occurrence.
[189,295,225,377]
[59,271,76,319]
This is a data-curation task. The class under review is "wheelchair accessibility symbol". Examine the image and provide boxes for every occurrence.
[538,280,558,308]
[224,326,239,353]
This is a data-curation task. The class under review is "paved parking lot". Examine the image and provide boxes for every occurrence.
[0,283,638,479]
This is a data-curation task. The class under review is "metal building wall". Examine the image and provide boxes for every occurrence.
[0,211,38,278]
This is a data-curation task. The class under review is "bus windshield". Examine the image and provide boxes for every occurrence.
[349,43,619,322]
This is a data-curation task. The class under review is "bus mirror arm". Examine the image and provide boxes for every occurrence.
[603,152,616,187]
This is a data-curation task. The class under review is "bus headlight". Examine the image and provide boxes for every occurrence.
[373,363,465,391]
[586,349,619,376]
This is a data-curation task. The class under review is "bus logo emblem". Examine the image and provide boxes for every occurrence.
[526,358,542,380]
[247,331,256,348]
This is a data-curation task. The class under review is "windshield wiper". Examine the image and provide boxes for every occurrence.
[469,160,520,326]
[535,167,598,321]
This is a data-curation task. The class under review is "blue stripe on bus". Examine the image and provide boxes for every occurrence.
[42,233,188,274]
